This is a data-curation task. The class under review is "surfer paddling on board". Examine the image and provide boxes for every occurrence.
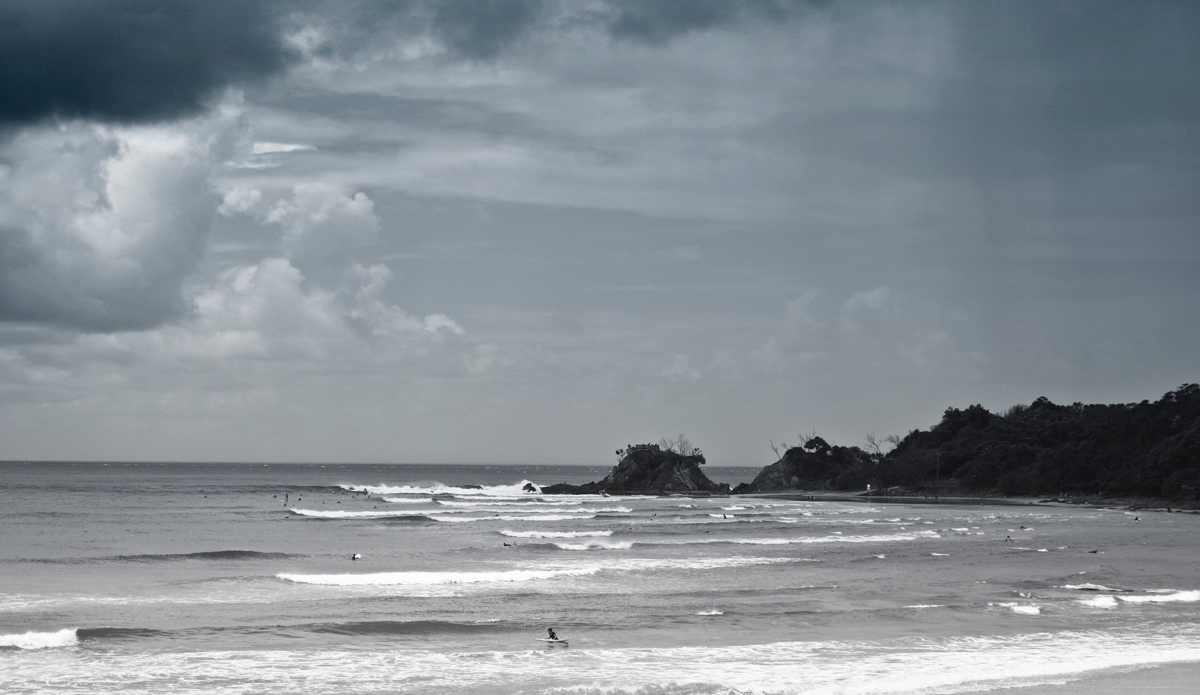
[539,627,567,646]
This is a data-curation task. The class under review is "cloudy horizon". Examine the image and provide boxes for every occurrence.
[1,0,1197,465]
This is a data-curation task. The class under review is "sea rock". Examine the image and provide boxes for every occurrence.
[734,437,872,493]
[542,444,730,495]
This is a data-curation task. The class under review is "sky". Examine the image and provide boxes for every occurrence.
[1,0,1197,466]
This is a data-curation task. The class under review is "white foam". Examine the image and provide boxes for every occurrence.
[1062,583,1120,592]
[644,531,940,547]
[428,514,596,523]
[436,499,582,507]
[289,508,428,519]
[434,506,631,515]
[1118,590,1200,604]
[379,497,434,504]
[278,567,598,586]
[499,530,612,538]
[277,556,795,587]
[1079,596,1118,609]
[552,541,634,551]
[9,626,1200,694]
[338,480,542,497]
[696,608,724,615]
[994,602,1041,615]
[0,628,77,649]
[930,552,950,556]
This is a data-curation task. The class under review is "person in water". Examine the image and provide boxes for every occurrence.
[547,628,558,640]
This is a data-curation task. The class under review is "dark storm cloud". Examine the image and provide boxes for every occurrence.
[0,0,551,127]
[604,0,831,43]
[0,0,831,129]
[432,0,543,59]
[0,0,292,125]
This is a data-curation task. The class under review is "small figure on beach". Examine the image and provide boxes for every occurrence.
[1005,536,1012,542]
[351,553,361,560]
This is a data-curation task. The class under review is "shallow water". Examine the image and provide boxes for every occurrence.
[2,462,1198,694]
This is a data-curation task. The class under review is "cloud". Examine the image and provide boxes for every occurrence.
[431,0,544,59]
[350,263,465,339]
[0,0,840,130]
[604,0,832,44]
[0,113,236,331]
[755,287,969,376]
[264,184,381,286]
[0,0,292,126]
[662,353,701,381]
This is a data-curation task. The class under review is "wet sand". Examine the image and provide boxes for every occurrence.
[971,661,1200,694]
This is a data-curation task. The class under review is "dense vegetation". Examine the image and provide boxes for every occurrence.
[736,384,1200,500]
[543,437,727,494]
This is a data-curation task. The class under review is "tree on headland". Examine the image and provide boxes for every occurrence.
[544,436,722,494]
[738,384,1200,500]
[657,433,703,459]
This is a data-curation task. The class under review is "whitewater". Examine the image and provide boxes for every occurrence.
[2,461,1199,694]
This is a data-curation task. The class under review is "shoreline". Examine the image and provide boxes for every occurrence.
[969,660,1200,695]
[743,490,1200,513]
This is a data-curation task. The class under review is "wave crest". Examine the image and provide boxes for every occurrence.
[0,628,77,650]
[277,567,597,586]
[500,530,612,538]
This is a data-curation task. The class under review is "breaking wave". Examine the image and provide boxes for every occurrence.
[499,530,613,538]
[289,509,433,521]
[339,481,540,497]
[1078,596,1118,609]
[277,557,797,587]
[1118,590,1200,604]
[0,628,77,650]
[428,514,596,523]
[640,531,940,547]
[278,567,599,586]
[551,541,634,551]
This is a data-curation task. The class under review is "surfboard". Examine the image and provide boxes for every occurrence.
[537,638,568,645]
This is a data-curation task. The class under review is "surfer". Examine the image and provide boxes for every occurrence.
[547,627,558,641]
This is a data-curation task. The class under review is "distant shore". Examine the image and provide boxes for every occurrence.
[744,490,1200,513]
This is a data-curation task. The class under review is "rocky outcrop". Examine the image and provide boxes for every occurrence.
[732,437,873,494]
[542,443,730,495]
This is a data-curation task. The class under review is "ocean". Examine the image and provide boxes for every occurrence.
[1,461,1198,694]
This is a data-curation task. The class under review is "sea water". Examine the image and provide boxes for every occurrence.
[2,461,1199,694]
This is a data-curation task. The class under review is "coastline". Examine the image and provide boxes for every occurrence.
[744,490,1200,513]
[969,660,1200,695]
